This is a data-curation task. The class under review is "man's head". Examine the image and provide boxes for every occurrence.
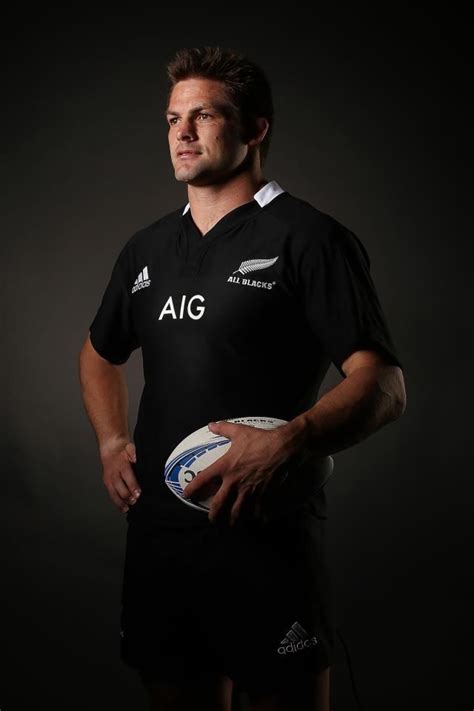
[165,46,274,186]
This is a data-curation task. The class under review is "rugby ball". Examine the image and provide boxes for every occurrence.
[164,417,288,513]
[164,416,334,517]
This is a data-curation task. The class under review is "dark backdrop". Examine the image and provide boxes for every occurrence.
[2,8,471,711]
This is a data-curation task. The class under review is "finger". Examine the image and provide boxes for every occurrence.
[120,463,142,499]
[186,477,221,503]
[112,470,136,501]
[252,466,284,514]
[184,459,225,499]
[229,491,248,527]
[125,441,137,463]
[104,481,131,513]
[106,466,140,506]
[247,481,266,520]
[208,482,233,524]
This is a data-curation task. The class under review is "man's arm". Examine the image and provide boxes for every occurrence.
[78,333,141,513]
[280,349,407,462]
[183,348,406,524]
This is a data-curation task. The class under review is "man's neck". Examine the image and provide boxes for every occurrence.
[185,172,268,236]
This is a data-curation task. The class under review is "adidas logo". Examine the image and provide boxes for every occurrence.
[277,621,318,655]
[132,266,151,294]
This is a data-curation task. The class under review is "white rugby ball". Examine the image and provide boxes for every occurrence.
[164,416,334,517]
[164,416,288,513]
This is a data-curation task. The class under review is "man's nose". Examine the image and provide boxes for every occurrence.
[177,118,196,141]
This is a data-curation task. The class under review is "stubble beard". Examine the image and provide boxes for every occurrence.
[173,159,231,187]
[173,150,250,187]
[173,153,210,184]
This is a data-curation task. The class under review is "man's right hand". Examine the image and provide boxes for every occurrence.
[100,439,142,514]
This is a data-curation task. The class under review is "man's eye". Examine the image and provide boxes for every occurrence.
[168,117,178,125]
[198,113,211,120]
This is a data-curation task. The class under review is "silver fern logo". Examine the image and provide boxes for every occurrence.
[232,256,279,275]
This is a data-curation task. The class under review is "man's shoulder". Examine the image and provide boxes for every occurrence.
[267,189,343,234]
[269,189,354,245]
[268,188,370,265]
[287,192,372,267]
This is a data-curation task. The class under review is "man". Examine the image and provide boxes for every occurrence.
[79,46,406,711]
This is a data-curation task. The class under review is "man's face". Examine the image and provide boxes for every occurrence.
[166,77,249,186]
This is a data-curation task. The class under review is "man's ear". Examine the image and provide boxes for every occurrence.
[247,117,270,148]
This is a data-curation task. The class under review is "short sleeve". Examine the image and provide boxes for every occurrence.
[89,247,139,364]
[298,221,404,376]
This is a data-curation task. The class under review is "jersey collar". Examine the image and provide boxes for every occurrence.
[181,179,285,215]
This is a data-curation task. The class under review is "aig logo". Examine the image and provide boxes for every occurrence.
[158,294,205,320]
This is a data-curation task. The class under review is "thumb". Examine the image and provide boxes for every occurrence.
[125,441,137,463]
[208,419,240,438]
[208,420,228,434]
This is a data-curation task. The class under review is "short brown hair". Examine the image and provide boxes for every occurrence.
[166,46,274,166]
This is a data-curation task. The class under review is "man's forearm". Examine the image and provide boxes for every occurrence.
[79,348,131,459]
[281,365,405,462]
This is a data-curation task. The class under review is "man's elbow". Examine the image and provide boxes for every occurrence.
[391,391,406,421]
[386,366,407,421]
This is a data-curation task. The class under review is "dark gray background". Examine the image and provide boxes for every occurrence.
[2,7,471,711]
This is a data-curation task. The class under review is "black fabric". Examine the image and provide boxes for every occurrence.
[88,186,403,527]
[88,244,139,365]
[295,217,402,375]
[120,504,334,692]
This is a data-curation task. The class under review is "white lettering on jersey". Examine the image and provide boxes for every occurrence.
[227,255,279,289]
[227,275,276,290]
[158,294,205,320]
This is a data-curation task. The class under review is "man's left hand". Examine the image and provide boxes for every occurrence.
[182,419,299,526]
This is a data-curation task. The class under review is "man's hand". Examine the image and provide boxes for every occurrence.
[100,439,142,514]
[182,420,296,526]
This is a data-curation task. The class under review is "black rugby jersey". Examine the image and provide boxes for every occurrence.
[89,180,403,527]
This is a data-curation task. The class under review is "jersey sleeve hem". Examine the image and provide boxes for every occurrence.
[88,326,131,365]
[331,337,404,376]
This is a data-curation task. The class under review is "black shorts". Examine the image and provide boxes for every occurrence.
[119,493,335,697]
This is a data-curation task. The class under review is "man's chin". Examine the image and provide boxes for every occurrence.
[175,170,237,188]
[174,170,195,183]
[174,171,213,187]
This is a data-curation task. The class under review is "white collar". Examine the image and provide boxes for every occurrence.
[182,179,285,215]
